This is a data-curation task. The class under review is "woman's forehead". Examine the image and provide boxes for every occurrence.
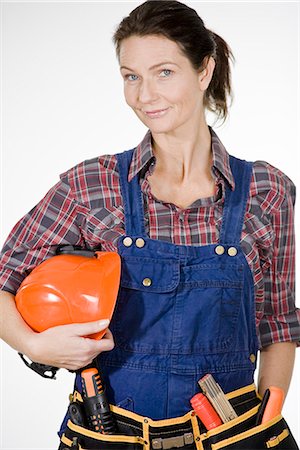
[119,35,186,67]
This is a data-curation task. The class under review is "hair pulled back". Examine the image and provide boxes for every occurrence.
[113,0,235,125]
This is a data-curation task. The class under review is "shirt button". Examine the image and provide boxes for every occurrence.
[135,238,145,248]
[142,278,152,287]
[215,245,225,255]
[123,236,133,247]
[250,354,256,363]
[228,246,238,257]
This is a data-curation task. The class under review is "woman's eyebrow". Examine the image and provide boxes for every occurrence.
[120,62,179,71]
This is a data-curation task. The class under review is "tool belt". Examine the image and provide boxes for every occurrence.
[59,384,299,450]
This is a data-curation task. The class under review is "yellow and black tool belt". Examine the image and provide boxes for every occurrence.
[59,384,299,450]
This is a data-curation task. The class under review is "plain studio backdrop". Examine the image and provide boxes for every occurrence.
[0,1,299,448]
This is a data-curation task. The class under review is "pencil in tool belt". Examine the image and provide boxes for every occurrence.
[198,374,238,423]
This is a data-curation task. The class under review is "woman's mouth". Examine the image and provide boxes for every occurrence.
[143,108,169,118]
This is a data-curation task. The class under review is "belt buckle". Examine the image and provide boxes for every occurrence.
[152,432,194,449]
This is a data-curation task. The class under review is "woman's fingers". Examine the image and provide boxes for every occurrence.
[65,319,110,337]
[28,320,114,370]
[82,327,115,356]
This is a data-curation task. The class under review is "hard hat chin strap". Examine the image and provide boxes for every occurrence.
[18,352,59,379]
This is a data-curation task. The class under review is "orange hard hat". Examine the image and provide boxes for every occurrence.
[15,251,121,340]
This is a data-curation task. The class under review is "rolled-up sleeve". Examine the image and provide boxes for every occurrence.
[258,177,300,347]
[0,174,86,295]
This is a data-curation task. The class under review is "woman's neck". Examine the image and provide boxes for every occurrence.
[151,122,212,184]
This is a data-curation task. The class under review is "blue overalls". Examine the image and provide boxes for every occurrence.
[78,149,257,420]
[59,148,256,434]
[59,150,300,450]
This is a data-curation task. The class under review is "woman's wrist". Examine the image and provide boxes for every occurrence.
[23,330,41,362]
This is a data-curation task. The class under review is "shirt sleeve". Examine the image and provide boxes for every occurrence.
[0,173,86,295]
[257,163,300,348]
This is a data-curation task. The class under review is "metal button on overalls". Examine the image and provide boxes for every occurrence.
[136,237,145,248]
[215,245,225,255]
[228,246,238,256]
[123,236,133,247]
[71,149,258,423]
[142,277,152,287]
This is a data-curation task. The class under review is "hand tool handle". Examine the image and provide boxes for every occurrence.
[261,386,284,424]
[255,389,270,426]
[190,393,223,430]
[81,367,117,434]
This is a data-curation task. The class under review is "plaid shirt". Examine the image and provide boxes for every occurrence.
[1,126,299,349]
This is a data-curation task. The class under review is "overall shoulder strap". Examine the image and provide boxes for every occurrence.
[219,156,253,245]
[116,149,146,236]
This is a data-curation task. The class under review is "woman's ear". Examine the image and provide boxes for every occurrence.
[198,56,216,91]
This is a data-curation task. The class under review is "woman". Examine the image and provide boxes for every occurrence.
[0,1,299,449]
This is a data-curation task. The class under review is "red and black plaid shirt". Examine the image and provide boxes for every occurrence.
[1,126,299,349]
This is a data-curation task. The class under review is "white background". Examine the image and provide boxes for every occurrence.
[0,1,299,449]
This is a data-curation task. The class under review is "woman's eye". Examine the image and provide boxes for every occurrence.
[160,69,173,77]
[125,74,139,81]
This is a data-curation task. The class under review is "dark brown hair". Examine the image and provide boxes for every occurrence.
[113,0,235,126]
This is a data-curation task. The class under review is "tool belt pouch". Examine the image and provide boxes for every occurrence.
[59,386,299,450]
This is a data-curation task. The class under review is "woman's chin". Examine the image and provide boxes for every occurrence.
[141,120,177,135]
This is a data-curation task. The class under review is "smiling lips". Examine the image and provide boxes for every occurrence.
[143,107,169,118]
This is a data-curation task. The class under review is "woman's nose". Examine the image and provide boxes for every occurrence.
[138,79,158,103]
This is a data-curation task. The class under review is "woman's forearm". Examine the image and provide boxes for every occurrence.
[0,290,37,355]
[258,342,296,400]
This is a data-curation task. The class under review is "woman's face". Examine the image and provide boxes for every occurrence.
[119,34,214,135]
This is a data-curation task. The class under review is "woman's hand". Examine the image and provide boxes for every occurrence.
[27,319,114,371]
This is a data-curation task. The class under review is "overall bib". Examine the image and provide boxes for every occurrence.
[59,150,299,450]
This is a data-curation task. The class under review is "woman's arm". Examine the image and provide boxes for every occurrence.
[258,342,296,400]
[254,163,299,401]
[0,290,114,371]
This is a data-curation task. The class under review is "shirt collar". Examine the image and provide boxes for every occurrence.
[128,126,235,190]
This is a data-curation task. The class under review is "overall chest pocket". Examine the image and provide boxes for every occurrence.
[179,263,244,354]
[112,256,180,354]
